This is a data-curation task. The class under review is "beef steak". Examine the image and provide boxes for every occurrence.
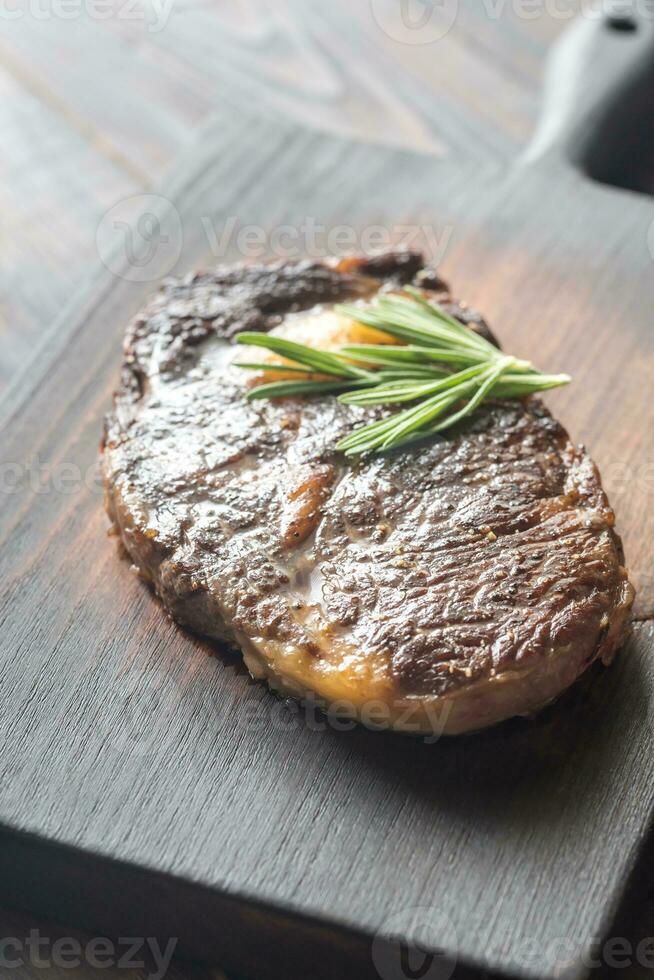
[102,252,634,735]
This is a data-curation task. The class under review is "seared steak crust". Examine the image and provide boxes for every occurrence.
[102,252,634,734]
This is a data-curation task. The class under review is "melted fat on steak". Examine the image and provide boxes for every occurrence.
[102,253,634,735]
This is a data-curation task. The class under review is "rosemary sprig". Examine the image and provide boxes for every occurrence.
[234,290,570,455]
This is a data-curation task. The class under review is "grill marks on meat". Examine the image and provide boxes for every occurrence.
[102,252,634,735]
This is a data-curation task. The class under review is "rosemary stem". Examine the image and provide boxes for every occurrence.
[234,291,570,455]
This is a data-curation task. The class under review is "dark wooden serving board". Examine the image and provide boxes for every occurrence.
[2,13,654,980]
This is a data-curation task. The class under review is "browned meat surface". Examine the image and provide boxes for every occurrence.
[102,252,634,735]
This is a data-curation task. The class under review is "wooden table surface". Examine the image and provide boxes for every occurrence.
[0,0,577,397]
[2,2,653,977]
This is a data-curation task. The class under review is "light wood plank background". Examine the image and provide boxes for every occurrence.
[0,0,581,394]
[6,2,654,978]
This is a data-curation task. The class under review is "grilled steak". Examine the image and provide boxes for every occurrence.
[102,252,634,735]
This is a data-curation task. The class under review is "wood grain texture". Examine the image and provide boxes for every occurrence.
[2,6,654,980]
[2,13,654,968]
[0,59,138,391]
[0,0,580,398]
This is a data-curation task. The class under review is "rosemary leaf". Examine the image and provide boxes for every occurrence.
[246,380,360,400]
[338,363,488,407]
[341,344,487,366]
[234,292,570,455]
[234,362,317,375]
[235,332,370,379]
